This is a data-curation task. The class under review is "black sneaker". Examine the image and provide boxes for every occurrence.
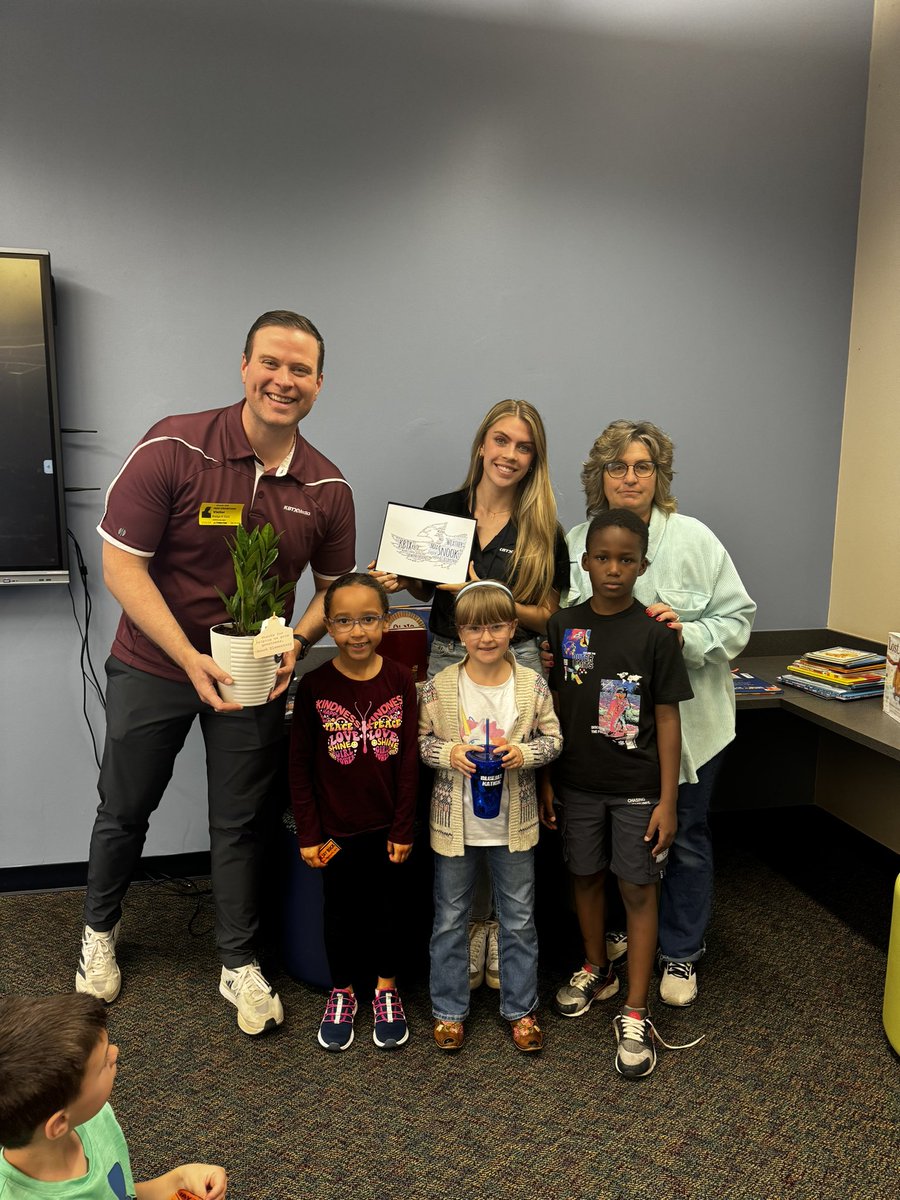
[317,988,358,1051]
[553,964,619,1017]
[372,987,409,1049]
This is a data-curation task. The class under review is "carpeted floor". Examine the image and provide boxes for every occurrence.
[1,808,897,1200]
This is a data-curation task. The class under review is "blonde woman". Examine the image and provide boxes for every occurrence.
[372,399,568,678]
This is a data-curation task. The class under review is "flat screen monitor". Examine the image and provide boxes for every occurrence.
[0,248,69,585]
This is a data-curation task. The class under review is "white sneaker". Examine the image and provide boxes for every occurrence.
[485,919,500,990]
[75,923,121,1003]
[468,921,488,990]
[219,962,284,1035]
[659,960,698,1007]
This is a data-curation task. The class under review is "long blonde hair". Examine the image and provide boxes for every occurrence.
[581,419,677,518]
[460,400,561,607]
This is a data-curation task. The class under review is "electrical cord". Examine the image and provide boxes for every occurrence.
[66,528,106,769]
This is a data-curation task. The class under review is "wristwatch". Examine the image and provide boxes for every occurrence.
[293,633,312,660]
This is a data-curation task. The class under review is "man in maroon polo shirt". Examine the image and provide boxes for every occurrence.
[75,311,356,1036]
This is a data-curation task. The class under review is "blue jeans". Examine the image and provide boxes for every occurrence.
[430,846,537,1022]
[657,748,727,964]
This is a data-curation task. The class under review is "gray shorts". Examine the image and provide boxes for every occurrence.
[555,783,667,885]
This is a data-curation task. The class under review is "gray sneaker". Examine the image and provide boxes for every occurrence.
[553,964,619,1017]
[614,1008,656,1078]
[75,922,122,1003]
[468,921,488,990]
[606,930,628,965]
[484,920,500,990]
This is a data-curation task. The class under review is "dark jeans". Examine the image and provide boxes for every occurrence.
[85,657,286,968]
[657,748,728,963]
[320,827,410,987]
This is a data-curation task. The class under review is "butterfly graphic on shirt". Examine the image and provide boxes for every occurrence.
[315,695,404,765]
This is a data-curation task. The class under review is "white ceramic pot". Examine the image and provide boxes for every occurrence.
[209,624,279,706]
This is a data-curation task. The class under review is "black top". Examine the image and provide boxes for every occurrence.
[547,599,694,795]
[422,488,569,641]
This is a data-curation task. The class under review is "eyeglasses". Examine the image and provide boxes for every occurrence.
[458,622,513,638]
[327,615,384,631]
[604,460,657,478]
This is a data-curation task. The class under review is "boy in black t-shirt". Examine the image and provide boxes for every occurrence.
[542,509,696,1078]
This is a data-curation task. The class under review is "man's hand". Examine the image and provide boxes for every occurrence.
[387,839,412,864]
[183,651,242,713]
[269,645,298,700]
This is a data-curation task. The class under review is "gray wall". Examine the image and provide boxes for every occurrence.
[0,0,871,867]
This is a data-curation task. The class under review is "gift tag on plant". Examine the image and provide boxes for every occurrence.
[252,615,295,659]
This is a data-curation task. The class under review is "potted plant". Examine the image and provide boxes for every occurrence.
[209,523,296,706]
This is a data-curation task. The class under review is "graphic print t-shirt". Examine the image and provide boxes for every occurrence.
[547,600,693,795]
[0,1104,136,1199]
[289,657,419,846]
[457,669,519,846]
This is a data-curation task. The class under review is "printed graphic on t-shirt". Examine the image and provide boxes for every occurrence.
[460,712,511,746]
[315,695,403,764]
[592,674,642,750]
[562,627,594,683]
[106,1160,131,1198]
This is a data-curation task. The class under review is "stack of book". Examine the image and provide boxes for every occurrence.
[779,646,886,701]
[731,669,783,697]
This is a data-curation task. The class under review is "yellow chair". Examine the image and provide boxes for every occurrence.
[883,873,900,1054]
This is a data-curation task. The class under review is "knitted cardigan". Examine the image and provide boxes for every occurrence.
[418,656,562,857]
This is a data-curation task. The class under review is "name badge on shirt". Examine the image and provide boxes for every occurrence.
[198,503,244,526]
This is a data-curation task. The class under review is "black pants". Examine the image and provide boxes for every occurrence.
[321,828,410,988]
[85,657,286,967]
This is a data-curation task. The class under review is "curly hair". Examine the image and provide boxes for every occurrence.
[460,400,562,606]
[580,419,677,518]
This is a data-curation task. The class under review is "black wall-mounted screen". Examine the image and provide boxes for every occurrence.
[0,249,69,585]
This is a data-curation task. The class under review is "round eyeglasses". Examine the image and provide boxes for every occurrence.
[327,615,384,631]
[604,460,657,479]
[458,622,513,638]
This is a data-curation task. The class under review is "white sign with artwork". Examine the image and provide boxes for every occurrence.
[375,502,476,585]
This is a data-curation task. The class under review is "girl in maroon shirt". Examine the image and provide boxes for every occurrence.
[290,574,418,1052]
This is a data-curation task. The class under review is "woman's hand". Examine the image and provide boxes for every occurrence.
[539,778,558,830]
[645,601,683,644]
[367,560,410,595]
[449,744,476,775]
[435,562,480,594]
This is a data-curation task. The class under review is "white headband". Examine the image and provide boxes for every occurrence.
[455,579,515,606]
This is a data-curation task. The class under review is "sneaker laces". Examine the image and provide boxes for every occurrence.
[569,967,599,988]
[618,1011,705,1052]
[664,961,695,980]
[373,989,405,1023]
[230,962,272,1003]
[323,988,356,1023]
[82,930,115,971]
[486,923,499,970]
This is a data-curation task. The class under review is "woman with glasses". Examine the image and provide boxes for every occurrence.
[560,419,755,1009]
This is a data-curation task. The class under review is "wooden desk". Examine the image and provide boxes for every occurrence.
[726,655,900,853]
